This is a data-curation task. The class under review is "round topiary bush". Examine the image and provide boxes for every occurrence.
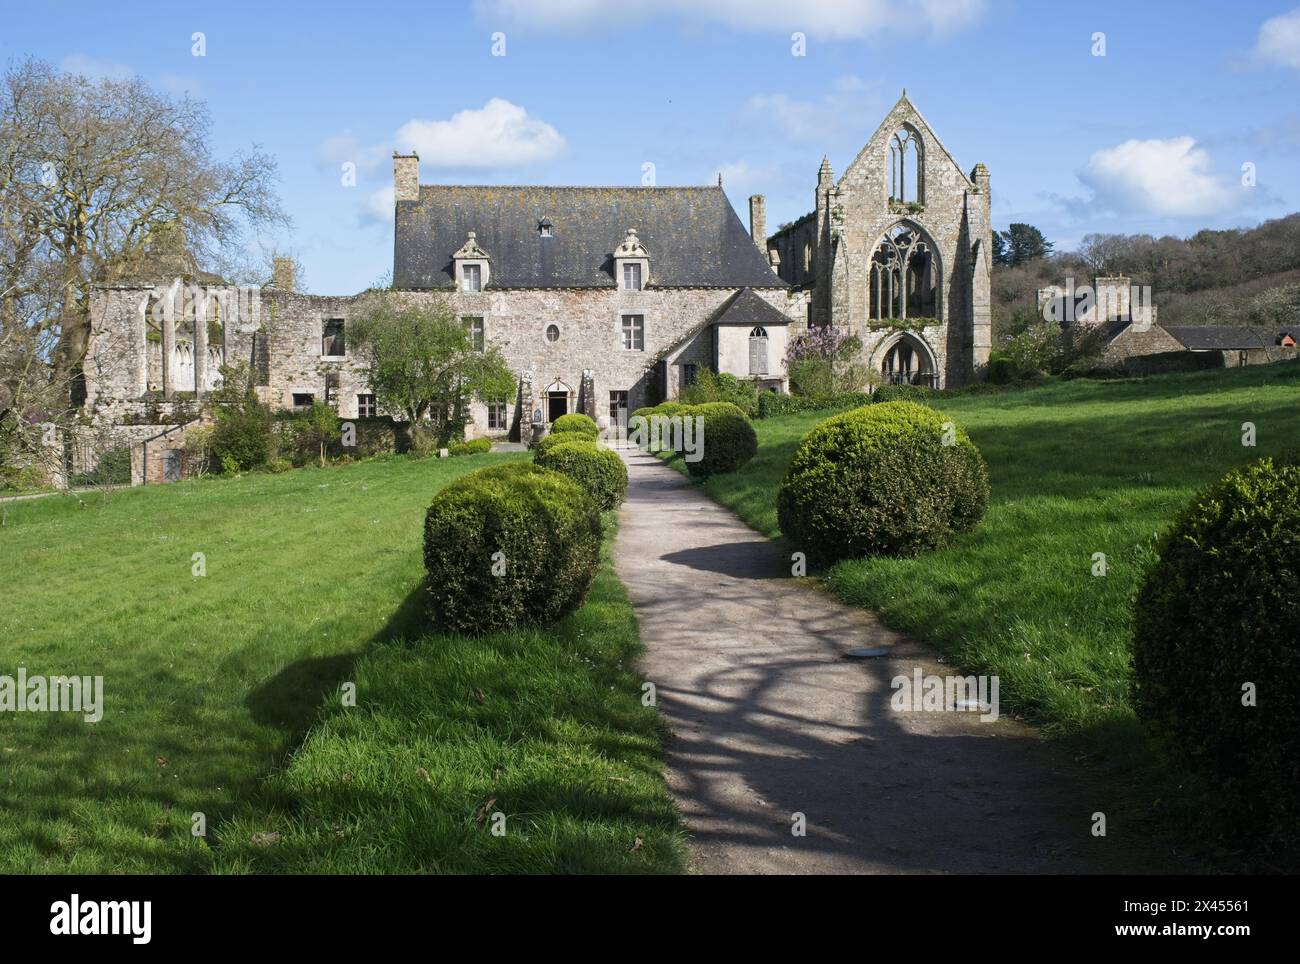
[1133,455,1300,851]
[423,463,602,634]
[684,402,757,478]
[776,401,988,563]
[535,431,596,456]
[535,439,628,510]
[551,413,599,437]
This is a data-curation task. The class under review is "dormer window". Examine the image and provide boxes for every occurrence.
[452,231,490,292]
[613,227,650,293]
[539,218,553,238]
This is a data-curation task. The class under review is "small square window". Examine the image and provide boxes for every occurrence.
[462,263,482,292]
[357,394,376,418]
[683,363,698,387]
[464,316,484,351]
[622,262,642,291]
[487,399,508,431]
[292,393,314,410]
[620,314,644,351]
[322,319,346,356]
[539,219,553,238]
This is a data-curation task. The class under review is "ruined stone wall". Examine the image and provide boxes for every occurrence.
[803,97,990,387]
[89,281,803,441]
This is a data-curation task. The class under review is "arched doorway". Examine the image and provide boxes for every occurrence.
[544,379,571,423]
[877,334,938,387]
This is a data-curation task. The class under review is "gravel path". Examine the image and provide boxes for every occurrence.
[612,447,1170,874]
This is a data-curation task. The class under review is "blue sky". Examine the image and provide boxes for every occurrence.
[7,0,1300,293]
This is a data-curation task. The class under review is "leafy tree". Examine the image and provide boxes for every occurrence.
[999,223,1054,267]
[349,292,515,441]
[303,400,341,467]
[207,362,272,472]
[992,231,1010,266]
[0,59,286,413]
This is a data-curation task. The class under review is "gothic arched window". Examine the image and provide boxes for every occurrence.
[888,127,923,204]
[869,223,939,322]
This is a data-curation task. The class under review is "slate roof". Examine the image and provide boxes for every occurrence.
[1163,325,1282,351]
[393,185,786,290]
[710,287,794,327]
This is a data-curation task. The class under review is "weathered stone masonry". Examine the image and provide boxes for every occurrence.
[84,95,999,474]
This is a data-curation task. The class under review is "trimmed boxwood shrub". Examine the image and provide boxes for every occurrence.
[684,402,757,478]
[535,431,596,456]
[423,463,601,634]
[551,412,599,437]
[535,439,628,510]
[777,401,988,563]
[1133,455,1300,851]
[448,438,492,457]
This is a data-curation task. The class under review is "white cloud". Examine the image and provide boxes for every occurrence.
[60,54,134,81]
[1078,137,1244,218]
[318,130,390,174]
[1255,7,1300,68]
[747,76,880,140]
[361,185,396,226]
[473,0,987,39]
[393,98,566,168]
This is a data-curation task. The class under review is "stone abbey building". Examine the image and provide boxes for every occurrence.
[84,93,993,465]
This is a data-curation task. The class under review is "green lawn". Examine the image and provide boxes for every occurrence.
[0,453,683,874]
[686,363,1300,844]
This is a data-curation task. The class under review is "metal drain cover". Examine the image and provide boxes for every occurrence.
[843,647,890,659]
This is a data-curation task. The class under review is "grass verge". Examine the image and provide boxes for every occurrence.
[0,452,682,873]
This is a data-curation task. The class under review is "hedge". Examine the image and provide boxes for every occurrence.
[870,383,936,405]
[776,401,989,563]
[535,439,628,510]
[1133,455,1300,853]
[423,463,602,634]
[758,392,873,418]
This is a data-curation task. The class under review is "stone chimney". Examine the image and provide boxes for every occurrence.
[393,151,420,202]
[748,194,767,249]
[271,256,295,292]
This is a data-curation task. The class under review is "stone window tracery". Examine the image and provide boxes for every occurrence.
[888,127,923,205]
[869,223,939,322]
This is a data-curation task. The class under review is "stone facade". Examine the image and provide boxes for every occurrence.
[767,92,993,388]
[83,95,1003,469]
